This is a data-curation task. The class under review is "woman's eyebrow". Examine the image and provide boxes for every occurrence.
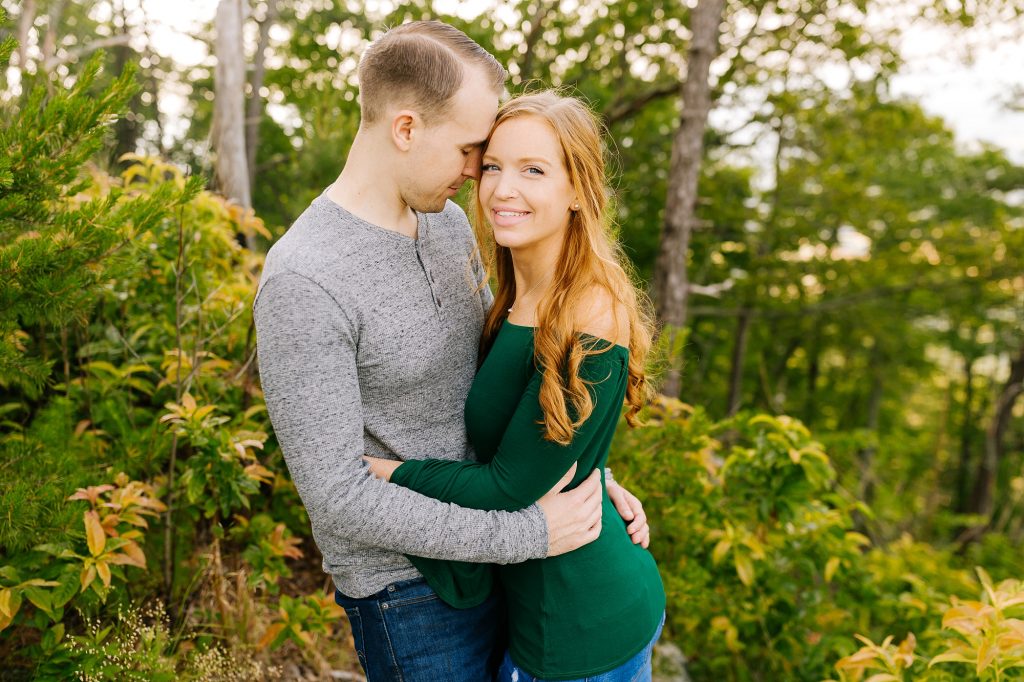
[480,154,553,166]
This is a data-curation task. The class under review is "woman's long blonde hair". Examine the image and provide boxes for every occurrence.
[472,91,655,445]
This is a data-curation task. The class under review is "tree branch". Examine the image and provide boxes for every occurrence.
[517,0,555,83]
[43,34,133,71]
[603,82,681,125]
[689,269,1019,319]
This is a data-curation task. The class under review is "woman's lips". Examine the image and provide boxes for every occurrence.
[491,208,532,227]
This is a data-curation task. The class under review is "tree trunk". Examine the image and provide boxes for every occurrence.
[16,0,36,71]
[857,367,884,505]
[112,1,139,168]
[518,1,554,84]
[41,0,65,73]
[653,0,726,397]
[213,0,255,250]
[968,340,1024,518]
[804,332,820,424]
[726,308,752,416]
[954,354,976,514]
[246,0,276,192]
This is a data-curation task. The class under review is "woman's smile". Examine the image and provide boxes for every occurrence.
[490,206,533,227]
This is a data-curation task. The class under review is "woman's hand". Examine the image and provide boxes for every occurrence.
[362,456,402,481]
[606,479,650,549]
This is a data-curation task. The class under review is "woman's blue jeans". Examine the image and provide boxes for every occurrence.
[334,577,504,681]
[496,612,666,682]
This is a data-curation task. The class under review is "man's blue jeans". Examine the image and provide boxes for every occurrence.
[334,577,504,681]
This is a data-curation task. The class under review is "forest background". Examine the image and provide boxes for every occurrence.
[1,0,1024,680]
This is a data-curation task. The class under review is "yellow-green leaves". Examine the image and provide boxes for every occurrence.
[928,569,1024,677]
[826,556,842,583]
[64,474,164,596]
[257,593,344,652]
[0,577,61,632]
[84,510,105,557]
[706,521,766,587]
[834,568,1024,679]
[833,633,917,682]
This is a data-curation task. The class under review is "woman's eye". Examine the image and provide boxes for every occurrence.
[481,163,499,172]
[526,167,544,175]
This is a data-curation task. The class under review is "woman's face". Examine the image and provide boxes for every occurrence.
[478,115,576,255]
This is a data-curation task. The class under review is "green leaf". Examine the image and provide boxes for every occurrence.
[929,651,975,666]
[50,569,80,609]
[735,552,756,587]
[22,586,53,616]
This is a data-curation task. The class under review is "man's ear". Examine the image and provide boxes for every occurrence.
[390,110,419,152]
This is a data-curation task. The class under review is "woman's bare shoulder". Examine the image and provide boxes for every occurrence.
[572,285,630,348]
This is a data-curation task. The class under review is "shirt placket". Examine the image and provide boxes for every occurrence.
[413,218,443,320]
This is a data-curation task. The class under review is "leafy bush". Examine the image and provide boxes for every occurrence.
[610,399,1023,680]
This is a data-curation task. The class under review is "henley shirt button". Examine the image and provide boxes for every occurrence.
[387,585,395,592]
[381,603,389,610]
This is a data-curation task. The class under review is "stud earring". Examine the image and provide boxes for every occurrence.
[571,202,580,211]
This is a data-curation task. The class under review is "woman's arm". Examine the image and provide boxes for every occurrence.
[384,350,626,513]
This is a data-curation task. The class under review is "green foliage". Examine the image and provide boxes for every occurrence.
[612,401,868,679]
[2,1,1022,678]
[257,593,346,657]
[831,569,1024,681]
[228,513,304,593]
[0,28,315,674]
[611,401,1023,680]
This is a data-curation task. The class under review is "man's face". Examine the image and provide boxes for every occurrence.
[400,66,500,214]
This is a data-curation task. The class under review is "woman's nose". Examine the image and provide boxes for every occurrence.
[494,174,518,199]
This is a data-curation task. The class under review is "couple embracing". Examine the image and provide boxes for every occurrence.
[254,20,666,682]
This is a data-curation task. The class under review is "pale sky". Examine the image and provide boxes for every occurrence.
[890,17,1024,164]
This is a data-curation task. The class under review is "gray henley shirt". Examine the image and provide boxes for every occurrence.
[253,194,548,598]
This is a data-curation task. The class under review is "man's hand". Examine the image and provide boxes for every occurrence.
[606,479,650,549]
[363,455,401,481]
[537,464,602,556]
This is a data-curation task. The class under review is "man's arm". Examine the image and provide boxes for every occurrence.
[385,352,622,511]
[254,272,598,563]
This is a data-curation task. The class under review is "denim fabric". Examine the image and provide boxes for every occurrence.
[496,612,666,682]
[335,577,505,681]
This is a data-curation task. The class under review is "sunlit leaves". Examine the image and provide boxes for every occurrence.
[928,569,1024,677]
[83,511,106,558]
[611,405,873,676]
[833,632,917,682]
[257,593,345,652]
[61,474,164,596]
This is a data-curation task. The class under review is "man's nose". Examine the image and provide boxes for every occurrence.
[462,147,483,180]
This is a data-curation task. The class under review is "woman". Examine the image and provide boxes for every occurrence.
[366,91,665,681]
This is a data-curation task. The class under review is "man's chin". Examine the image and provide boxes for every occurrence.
[410,198,450,214]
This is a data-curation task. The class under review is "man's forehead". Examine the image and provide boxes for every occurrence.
[448,66,501,138]
[452,95,499,140]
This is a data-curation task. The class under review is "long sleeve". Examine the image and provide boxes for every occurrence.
[254,272,548,565]
[390,348,627,511]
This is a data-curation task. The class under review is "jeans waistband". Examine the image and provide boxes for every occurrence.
[335,576,432,604]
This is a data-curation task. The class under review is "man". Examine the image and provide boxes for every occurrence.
[253,20,649,681]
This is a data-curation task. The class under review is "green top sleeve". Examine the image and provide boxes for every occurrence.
[390,348,626,510]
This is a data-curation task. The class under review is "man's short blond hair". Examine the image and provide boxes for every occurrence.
[358,21,507,126]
